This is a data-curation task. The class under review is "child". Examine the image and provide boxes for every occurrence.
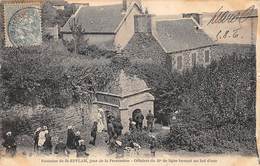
[76,140,89,157]
[115,140,124,158]
[2,131,16,157]
[54,137,69,156]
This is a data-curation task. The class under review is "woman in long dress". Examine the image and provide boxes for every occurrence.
[38,126,48,151]
[97,108,107,132]
[66,126,76,149]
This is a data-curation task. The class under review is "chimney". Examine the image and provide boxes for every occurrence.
[183,13,202,26]
[134,14,152,33]
[122,0,127,12]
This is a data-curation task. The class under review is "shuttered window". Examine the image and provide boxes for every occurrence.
[204,50,210,63]
[177,56,182,70]
[192,53,197,66]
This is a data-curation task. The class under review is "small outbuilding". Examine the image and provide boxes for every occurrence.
[92,70,154,133]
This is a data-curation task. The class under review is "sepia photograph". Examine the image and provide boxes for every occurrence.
[0,0,259,165]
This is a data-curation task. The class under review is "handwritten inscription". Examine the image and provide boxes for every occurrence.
[207,5,255,42]
[207,5,255,25]
[214,28,241,42]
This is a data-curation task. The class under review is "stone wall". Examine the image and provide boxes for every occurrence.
[170,46,212,71]
[123,32,170,69]
[170,43,255,72]
[0,103,93,144]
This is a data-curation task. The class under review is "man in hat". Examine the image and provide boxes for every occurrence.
[136,113,144,131]
[89,122,98,146]
[2,131,16,157]
[43,131,52,154]
[146,110,155,132]
[66,126,76,149]
[113,118,123,138]
[107,119,115,143]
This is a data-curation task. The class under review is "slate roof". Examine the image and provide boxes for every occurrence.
[154,18,214,53]
[61,4,126,33]
[103,70,150,97]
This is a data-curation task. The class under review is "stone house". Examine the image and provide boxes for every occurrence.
[122,13,215,71]
[153,17,216,72]
[60,0,143,50]
[92,70,154,133]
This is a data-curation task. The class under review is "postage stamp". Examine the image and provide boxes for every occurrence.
[2,1,42,47]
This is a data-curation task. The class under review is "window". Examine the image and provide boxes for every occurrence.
[204,50,210,63]
[177,56,182,70]
[192,52,197,66]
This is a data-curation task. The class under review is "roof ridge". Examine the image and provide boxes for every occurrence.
[155,17,195,22]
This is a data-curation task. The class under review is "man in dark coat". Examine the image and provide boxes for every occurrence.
[89,122,97,146]
[2,131,16,157]
[107,119,115,143]
[74,131,81,148]
[136,113,144,130]
[43,131,52,154]
[66,126,76,149]
[146,110,155,132]
[113,119,123,138]
[54,137,69,156]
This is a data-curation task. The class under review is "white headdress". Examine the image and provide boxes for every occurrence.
[36,127,41,132]
[78,139,84,144]
[6,131,11,136]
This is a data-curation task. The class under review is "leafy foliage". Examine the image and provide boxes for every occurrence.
[158,54,255,154]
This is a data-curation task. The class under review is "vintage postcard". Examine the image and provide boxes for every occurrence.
[0,0,259,166]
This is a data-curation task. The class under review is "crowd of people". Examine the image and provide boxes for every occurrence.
[1,110,156,158]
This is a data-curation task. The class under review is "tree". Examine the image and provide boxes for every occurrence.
[69,17,88,54]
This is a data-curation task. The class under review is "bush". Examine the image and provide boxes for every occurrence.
[121,131,155,149]
[1,116,32,138]
[157,54,256,154]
